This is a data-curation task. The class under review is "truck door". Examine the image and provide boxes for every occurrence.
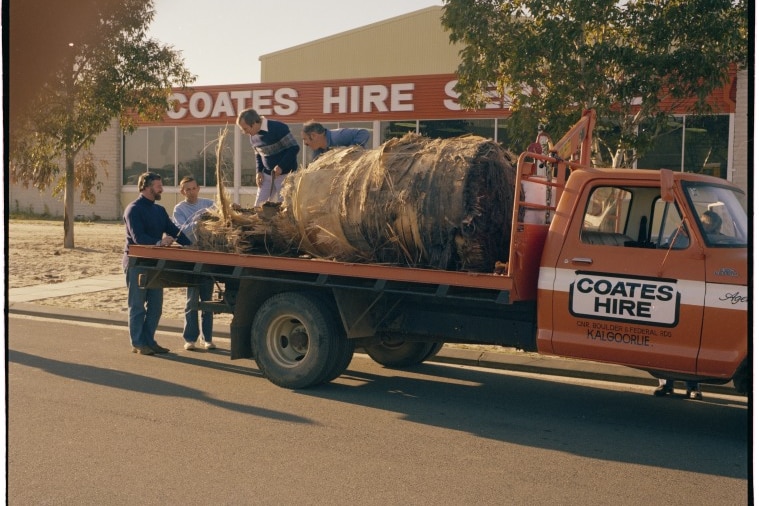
[546,183,705,374]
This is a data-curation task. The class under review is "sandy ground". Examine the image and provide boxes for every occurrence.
[8,219,209,323]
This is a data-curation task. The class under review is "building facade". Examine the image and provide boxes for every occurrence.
[10,6,748,220]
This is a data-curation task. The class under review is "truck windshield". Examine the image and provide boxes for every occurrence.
[683,182,748,247]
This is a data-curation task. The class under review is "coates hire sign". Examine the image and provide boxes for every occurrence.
[145,74,517,126]
[569,272,680,327]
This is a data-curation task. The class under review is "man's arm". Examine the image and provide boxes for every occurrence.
[352,128,370,148]
[331,128,370,149]
[161,207,192,246]
[278,144,300,172]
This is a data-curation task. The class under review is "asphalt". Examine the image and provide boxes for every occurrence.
[8,276,736,395]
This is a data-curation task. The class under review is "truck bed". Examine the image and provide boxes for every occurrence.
[128,244,514,296]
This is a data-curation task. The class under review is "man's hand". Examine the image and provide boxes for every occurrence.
[159,236,175,247]
[256,172,264,186]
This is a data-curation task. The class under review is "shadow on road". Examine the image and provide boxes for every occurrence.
[9,349,312,425]
[301,360,749,480]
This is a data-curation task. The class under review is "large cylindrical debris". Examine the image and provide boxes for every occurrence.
[196,133,517,273]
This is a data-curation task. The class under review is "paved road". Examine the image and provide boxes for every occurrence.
[8,316,750,505]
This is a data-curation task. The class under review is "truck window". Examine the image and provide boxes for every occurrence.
[582,187,631,234]
[581,187,633,246]
[651,199,689,249]
[683,182,748,247]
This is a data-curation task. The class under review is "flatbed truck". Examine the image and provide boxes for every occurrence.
[128,110,749,391]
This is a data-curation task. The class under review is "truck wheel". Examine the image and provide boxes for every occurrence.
[733,360,750,395]
[322,336,355,383]
[423,342,444,361]
[364,339,437,368]
[251,292,341,389]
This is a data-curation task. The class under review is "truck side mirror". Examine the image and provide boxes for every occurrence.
[660,169,675,203]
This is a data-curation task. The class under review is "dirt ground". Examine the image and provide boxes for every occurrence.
[8,219,206,322]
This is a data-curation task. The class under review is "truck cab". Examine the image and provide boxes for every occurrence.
[535,168,748,391]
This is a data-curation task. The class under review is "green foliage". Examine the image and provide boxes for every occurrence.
[9,0,194,247]
[441,0,748,166]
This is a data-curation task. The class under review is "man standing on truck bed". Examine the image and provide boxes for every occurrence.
[123,172,192,355]
[301,120,370,163]
[237,108,300,207]
[172,176,216,351]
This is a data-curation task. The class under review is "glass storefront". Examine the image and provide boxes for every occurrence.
[124,114,732,187]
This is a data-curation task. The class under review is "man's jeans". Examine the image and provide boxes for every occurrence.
[126,267,163,347]
[183,279,214,343]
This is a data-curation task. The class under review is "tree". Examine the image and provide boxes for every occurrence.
[441,0,748,167]
[9,0,195,248]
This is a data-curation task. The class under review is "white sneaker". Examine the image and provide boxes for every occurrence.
[183,341,196,351]
[202,341,216,350]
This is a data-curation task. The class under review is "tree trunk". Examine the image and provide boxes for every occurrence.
[63,152,75,248]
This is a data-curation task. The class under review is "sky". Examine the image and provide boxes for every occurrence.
[148,0,445,86]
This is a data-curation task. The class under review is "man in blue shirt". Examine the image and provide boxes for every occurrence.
[237,108,300,206]
[123,172,192,355]
[302,120,371,162]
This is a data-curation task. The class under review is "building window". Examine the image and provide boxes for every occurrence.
[418,119,496,140]
[204,126,234,187]
[123,128,148,186]
[148,127,176,186]
[124,126,233,187]
[637,115,730,178]
[381,120,417,142]
[177,126,205,185]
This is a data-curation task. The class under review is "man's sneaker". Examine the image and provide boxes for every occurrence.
[150,343,170,354]
[687,389,703,400]
[202,341,216,350]
[184,341,196,351]
[132,345,155,355]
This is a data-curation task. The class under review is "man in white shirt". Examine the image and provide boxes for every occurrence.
[172,176,216,351]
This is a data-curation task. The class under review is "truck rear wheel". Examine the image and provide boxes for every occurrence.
[251,292,344,389]
[322,336,355,383]
[364,339,438,368]
[423,342,444,361]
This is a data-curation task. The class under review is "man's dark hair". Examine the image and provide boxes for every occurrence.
[701,209,722,233]
[302,120,326,135]
[237,108,262,127]
[138,171,162,191]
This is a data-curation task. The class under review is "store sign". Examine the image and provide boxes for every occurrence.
[569,273,680,327]
[155,74,514,125]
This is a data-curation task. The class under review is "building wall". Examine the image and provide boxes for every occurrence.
[10,119,124,220]
[731,69,748,192]
[260,7,462,82]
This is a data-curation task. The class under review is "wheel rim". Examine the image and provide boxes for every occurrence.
[265,314,309,367]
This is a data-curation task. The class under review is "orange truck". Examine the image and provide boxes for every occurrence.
[129,110,749,391]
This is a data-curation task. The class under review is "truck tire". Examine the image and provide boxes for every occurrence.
[733,360,750,395]
[364,339,437,368]
[251,292,343,389]
[322,336,355,383]
[423,342,444,361]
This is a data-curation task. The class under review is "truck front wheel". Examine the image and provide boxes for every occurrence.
[364,339,439,368]
[251,292,344,389]
[733,360,750,395]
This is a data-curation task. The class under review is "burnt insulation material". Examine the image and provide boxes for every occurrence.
[195,133,516,273]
